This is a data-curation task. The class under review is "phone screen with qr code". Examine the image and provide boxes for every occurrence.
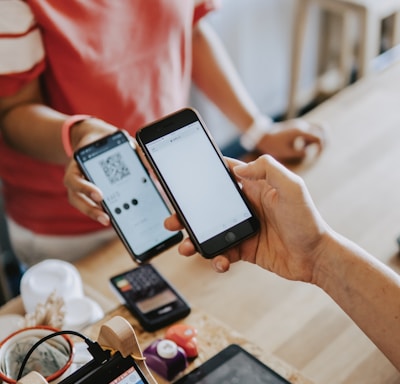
[74,131,183,263]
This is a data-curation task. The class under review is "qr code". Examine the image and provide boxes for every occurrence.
[100,153,130,184]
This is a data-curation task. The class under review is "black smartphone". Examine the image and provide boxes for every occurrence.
[74,131,183,263]
[109,264,191,332]
[136,108,259,259]
[174,344,291,384]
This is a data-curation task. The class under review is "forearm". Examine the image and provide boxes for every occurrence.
[314,232,400,369]
[0,80,116,164]
[0,79,70,164]
[191,21,262,131]
[1,102,69,164]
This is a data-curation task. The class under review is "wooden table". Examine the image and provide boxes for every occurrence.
[82,305,309,384]
[74,239,312,383]
[285,60,400,383]
[0,238,311,384]
[2,61,400,383]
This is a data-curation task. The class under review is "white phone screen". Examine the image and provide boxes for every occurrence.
[81,137,176,256]
[146,121,252,243]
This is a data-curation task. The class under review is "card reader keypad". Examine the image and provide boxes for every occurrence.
[124,265,166,301]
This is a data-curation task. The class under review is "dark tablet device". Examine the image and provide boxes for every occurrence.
[174,344,291,384]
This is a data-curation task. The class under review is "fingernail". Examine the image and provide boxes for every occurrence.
[97,215,109,226]
[293,136,306,151]
[91,191,103,202]
[214,260,225,273]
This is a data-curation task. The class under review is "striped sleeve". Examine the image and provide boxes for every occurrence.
[193,0,221,24]
[0,0,45,96]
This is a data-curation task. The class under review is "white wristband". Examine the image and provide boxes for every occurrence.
[239,116,274,151]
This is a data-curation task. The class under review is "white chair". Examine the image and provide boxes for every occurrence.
[287,0,400,118]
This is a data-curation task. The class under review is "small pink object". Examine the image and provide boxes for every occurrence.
[165,324,198,359]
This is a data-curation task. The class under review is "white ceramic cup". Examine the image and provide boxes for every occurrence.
[20,259,84,314]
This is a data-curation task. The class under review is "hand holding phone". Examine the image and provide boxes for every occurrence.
[74,131,183,263]
[136,108,259,259]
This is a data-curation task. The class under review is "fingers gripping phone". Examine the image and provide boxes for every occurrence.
[74,131,183,263]
[136,108,259,259]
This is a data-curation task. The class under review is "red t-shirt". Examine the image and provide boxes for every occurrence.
[0,0,217,235]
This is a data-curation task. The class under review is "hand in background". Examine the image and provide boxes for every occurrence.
[256,119,326,163]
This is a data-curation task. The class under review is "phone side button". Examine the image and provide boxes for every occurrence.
[224,232,236,243]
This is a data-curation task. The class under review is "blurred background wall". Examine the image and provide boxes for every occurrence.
[191,0,319,148]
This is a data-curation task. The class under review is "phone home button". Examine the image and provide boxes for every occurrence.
[225,231,236,243]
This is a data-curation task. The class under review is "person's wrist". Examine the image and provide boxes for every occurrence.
[61,114,93,157]
[239,115,274,152]
[70,118,120,157]
[310,231,342,287]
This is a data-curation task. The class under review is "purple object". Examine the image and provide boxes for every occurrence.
[143,339,188,380]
